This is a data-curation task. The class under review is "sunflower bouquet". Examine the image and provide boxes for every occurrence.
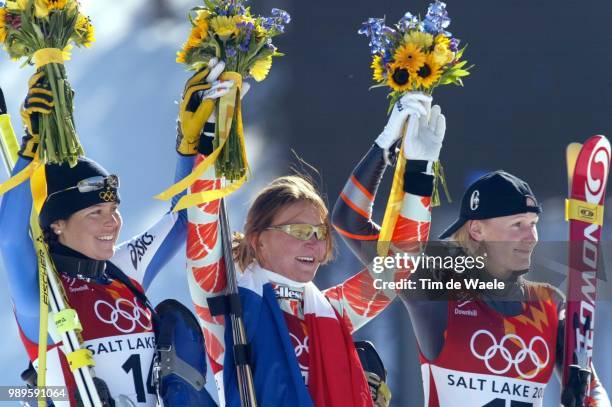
[359,1,470,112]
[176,0,289,181]
[360,2,470,255]
[0,0,94,165]
[0,0,94,167]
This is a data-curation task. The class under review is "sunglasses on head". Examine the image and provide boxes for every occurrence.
[265,223,328,241]
[45,175,120,202]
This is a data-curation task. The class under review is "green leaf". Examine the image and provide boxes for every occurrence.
[453,69,470,77]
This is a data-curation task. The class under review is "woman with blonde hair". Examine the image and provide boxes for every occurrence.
[183,92,439,406]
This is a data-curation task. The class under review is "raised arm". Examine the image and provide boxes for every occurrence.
[327,93,446,333]
[332,93,436,266]
[0,74,53,342]
[111,60,232,288]
[110,153,194,288]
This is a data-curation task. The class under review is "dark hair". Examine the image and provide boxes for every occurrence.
[42,225,59,246]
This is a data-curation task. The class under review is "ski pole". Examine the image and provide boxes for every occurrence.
[219,198,258,407]
[0,86,103,407]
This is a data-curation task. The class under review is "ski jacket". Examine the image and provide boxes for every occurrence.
[332,146,610,406]
[0,154,194,406]
[184,147,428,406]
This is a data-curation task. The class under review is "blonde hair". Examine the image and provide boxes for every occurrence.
[449,221,483,257]
[232,175,334,271]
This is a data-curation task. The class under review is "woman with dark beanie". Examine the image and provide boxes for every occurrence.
[0,62,231,406]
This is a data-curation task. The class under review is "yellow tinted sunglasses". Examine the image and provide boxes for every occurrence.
[265,224,328,241]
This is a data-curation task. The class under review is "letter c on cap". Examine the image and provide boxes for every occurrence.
[470,190,480,211]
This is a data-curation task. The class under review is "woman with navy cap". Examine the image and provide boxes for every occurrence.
[332,94,609,406]
[0,63,231,406]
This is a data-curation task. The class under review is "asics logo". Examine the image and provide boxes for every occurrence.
[94,297,152,333]
[470,329,550,379]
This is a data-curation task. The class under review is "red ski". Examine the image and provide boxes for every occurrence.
[563,135,611,404]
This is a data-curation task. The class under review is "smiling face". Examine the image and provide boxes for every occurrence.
[254,200,327,283]
[51,202,122,260]
[469,211,539,279]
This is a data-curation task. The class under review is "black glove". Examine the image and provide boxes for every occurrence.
[355,341,391,407]
[561,365,592,407]
[18,70,54,159]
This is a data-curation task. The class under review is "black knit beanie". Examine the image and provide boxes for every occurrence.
[39,157,121,228]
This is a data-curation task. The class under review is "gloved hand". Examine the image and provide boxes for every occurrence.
[18,70,54,159]
[177,58,233,156]
[196,75,251,157]
[403,102,446,165]
[561,364,593,407]
[375,92,430,165]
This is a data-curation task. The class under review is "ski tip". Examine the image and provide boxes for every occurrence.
[0,87,6,115]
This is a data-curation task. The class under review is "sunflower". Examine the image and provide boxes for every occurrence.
[432,34,453,65]
[415,53,443,89]
[45,0,67,11]
[6,0,26,11]
[403,31,433,49]
[187,25,207,48]
[387,61,414,92]
[34,0,49,18]
[249,56,272,82]
[371,55,385,82]
[176,49,187,64]
[434,34,450,48]
[393,43,426,74]
[75,14,95,47]
[210,15,240,40]
[194,9,212,26]
[432,43,453,65]
[0,9,7,43]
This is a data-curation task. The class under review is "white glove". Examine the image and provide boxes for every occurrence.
[201,59,250,132]
[375,92,432,164]
[208,57,251,99]
[403,103,446,166]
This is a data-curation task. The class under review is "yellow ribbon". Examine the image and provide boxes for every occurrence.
[33,48,70,69]
[377,138,408,256]
[157,72,249,209]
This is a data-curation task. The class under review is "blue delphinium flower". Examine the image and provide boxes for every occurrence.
[237,21,254,52]
[226,47,237,58]
[398,12,419,31]
[358,17,389,55]
[449,38,460,52]
[263,8,291,33]
[424,1,451,36]
[271,8,291,25]
[215,6,228,16]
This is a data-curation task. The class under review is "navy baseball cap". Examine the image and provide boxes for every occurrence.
[438,170,542,239]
